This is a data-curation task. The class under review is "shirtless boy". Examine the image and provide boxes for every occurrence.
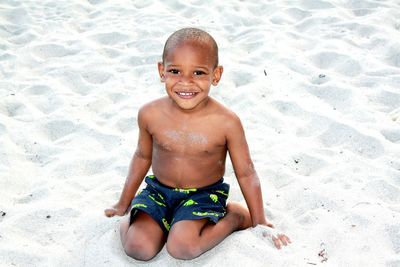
[105,28,290,261]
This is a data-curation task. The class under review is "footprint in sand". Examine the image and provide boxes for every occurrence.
[14,208,80,246]
[270,100,311,120]
[2,6,31,25]
[7,27,37,46]
[0,52,16,63]
[23,85,63,114]
[368,90,400,113]
[284,7,312,22]
[289,190,339,218]
[385,224,400,254]
[386,259,400,267]
[0,249,45,267]
[364,179,400,204]
[114,117,136,133]
[16,187,50,204]
[1,99,28,118]
[331,21,378,40]
[90,32,130,46]
[100,47,121,58]
[129,39,163,53]
[126,55,154,66]
[343,0,388,9]
[0,123,6,135]
[229,69,256,88]
[48,68,92,95]
[319,122,384,159]
[24,84,52,95]
[381,127,400,143]
[81,70,113,84]
[309,51,362,77]
[385,44,400,68]
[298,0,335,10]
[351,8,375,17]
[30,43,78,59]
[52,157,114,178]
[289,152,328,176]
[87,0,106,4]
[305,84,353,110]
[310,73,330,85]
[42,119,79,141]
[21,139,62,166]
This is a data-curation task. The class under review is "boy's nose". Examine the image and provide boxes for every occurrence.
[179,73,193,84]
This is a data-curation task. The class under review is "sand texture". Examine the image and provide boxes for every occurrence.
[1,0,400,266]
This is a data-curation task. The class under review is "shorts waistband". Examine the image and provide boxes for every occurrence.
[145,175,225,191]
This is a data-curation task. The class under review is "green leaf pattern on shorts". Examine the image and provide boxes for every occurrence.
[192,211,220,217]
[132,203,147,209]
[148,194,166,207]
[183,199,198,206]
[173,188,197,194]
[209,194,218,203]
[162,218,170,231]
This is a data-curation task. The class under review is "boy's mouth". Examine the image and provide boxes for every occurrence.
[176,92,198,99]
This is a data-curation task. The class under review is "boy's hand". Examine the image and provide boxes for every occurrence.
[260,223,291,249]
[104,203,128,217]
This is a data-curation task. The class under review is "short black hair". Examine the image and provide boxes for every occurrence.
[162,28,219,68]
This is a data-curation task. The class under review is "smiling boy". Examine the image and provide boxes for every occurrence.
[105,28,290,261]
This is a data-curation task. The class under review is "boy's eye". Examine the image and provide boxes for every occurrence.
[168,69,180,74]
[194,70,206,75]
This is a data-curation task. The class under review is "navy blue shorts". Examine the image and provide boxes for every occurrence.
[130,175,230,234]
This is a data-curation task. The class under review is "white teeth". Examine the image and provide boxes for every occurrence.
[178,92,195,96]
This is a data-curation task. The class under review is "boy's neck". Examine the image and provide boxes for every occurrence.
[168,96,211,116]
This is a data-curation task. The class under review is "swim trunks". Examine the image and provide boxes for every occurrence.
[130,175,230,234]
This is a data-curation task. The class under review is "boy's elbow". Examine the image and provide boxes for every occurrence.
[236,169,259,184]
[134,148,152,161]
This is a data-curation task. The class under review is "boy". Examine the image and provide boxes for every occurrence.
[105,28,290,261]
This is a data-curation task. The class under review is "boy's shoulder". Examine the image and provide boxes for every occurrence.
[207,98,243,132]
[138,97,168,113]
[209,98,240,120]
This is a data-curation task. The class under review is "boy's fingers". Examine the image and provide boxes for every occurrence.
[260,225,290,249]
[272,236,282,249]
[273,234,292,249]
[104,208,116,217]
[278,234,289,246]
[284,235,292,244]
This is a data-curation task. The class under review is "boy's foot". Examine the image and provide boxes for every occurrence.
[226,201,252,230]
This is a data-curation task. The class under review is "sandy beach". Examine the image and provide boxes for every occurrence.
[1,0,399,266]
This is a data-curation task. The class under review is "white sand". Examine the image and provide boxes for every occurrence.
[1,0,400,266]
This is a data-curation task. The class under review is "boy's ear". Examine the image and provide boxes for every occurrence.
[212,66,223,86]
[158,62,165,82]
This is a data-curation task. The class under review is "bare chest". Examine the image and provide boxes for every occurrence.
[152,128,225,155]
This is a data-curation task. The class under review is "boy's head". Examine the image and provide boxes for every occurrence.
[161,28,219,68]
[158,28,223,111]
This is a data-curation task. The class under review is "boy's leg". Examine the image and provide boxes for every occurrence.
[120,211,166,261]
[166,202,252,260]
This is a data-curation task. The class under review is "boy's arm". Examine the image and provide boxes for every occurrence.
[226,114,290,248]
[226,114,269,226]
[105,107,153,217]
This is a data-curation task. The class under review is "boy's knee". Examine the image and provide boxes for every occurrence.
[123,239,157,261]
[166,235,201,260]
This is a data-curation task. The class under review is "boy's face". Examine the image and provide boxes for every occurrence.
[158,41,223,112]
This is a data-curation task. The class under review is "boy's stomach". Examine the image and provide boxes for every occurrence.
[151,151,227,189]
